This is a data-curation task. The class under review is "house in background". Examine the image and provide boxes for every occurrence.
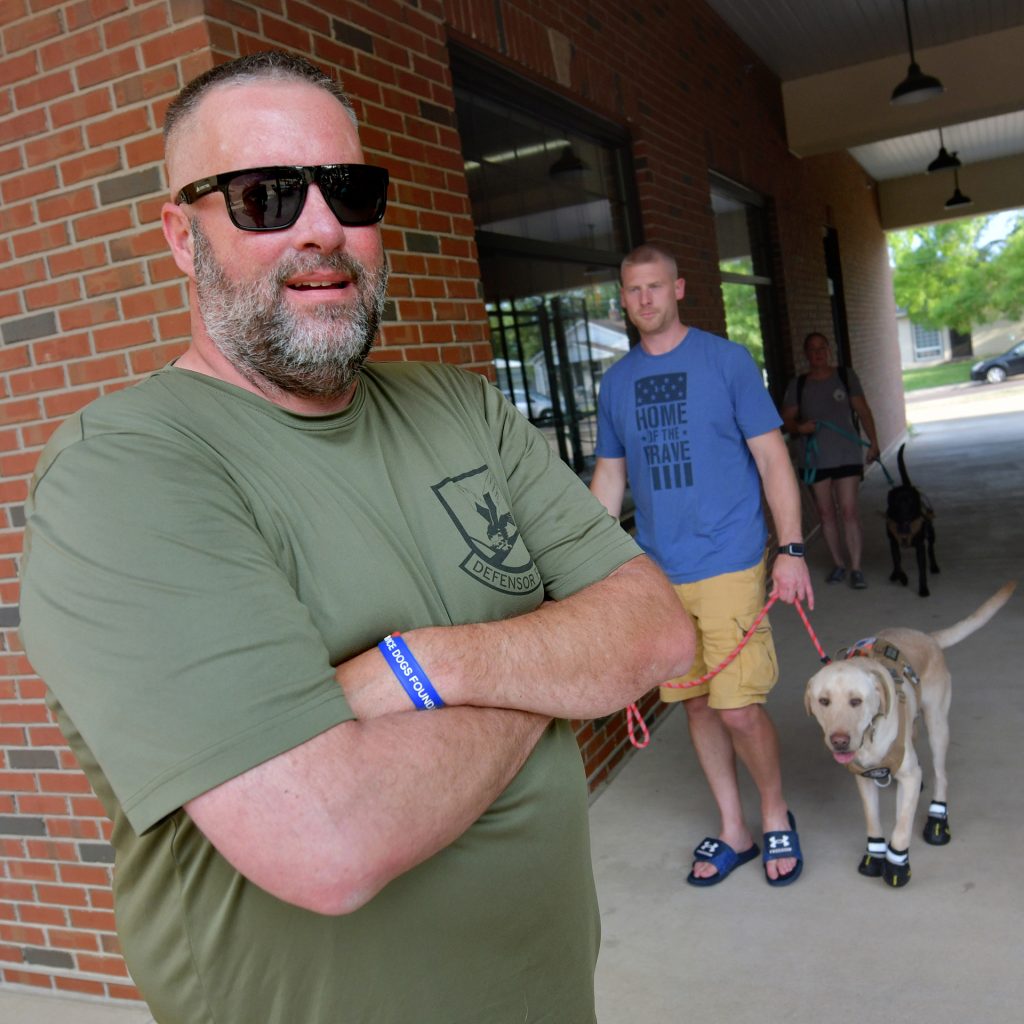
[896,311,1024,368]
[529,316,630,410]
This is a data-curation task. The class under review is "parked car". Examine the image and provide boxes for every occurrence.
[502,387,554,422]
[971,341,1024,384]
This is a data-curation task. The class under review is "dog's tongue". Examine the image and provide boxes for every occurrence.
[832,751,857,764]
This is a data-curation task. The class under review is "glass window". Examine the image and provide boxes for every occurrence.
[710,176,780,393]
[458,90,629,253]
[912,323,943,360]
[452,50,639,475]
[487,275,629,471]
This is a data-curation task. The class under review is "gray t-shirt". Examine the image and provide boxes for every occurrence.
[783,368,865,470]
[21,361,641,1024]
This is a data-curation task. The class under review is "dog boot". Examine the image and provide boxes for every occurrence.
[882,845,911,887]
[923,801,951,845]
[857,836,887,877]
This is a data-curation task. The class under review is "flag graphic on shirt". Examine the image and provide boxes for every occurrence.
[635,373,693,492]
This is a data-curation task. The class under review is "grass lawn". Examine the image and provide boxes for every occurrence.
[902,359,973,392]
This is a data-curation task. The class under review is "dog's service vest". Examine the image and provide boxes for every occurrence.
[832,638,921,782]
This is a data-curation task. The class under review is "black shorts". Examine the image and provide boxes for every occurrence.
[808,464,863,482]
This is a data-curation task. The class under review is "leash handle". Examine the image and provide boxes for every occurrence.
[626,703,650,749]
[625,594,830,749]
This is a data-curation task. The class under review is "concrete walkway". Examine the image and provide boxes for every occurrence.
[2,379,1022,1024]
[591,379,1024,1023]
[0,988,153,1024]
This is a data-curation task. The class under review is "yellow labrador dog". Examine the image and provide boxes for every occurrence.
[805,581,1016,887]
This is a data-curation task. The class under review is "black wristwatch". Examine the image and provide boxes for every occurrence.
[776,543,805,558]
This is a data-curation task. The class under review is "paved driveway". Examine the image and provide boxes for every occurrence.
[905,375,1024,423]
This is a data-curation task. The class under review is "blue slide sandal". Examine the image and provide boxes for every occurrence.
[686,837,760,887]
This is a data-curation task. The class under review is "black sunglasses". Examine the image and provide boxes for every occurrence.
[175,164,389,231]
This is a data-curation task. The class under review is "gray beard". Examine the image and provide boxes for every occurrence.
[190,220,389,401]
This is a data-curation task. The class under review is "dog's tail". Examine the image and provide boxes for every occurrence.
[896,443,911,487]
[931,581,1017,649]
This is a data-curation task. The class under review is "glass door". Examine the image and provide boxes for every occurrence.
[487,277,627,474]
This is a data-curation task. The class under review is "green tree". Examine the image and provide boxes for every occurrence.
[990,219,1024,319]
[889,213,1024,333]
[720,259,765,368]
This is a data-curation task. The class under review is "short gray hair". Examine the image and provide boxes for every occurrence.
[164,50,358,155]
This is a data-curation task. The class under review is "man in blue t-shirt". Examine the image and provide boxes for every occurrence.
[591,243,814,887]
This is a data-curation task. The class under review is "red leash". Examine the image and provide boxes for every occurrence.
[626,594,831,749]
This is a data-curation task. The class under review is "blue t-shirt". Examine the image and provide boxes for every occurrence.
[595,328,782,583]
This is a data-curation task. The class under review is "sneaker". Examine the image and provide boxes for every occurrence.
[826,566,846,584]
[850,570,867,589]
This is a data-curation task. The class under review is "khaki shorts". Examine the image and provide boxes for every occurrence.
[660,559,779,710]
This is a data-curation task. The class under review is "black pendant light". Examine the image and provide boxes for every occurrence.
[549,145,587,178]
[891,0,944,105]
[927,128,961,173]
[944,167,972,209]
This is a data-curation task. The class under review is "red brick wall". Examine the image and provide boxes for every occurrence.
[1,0,901,1003]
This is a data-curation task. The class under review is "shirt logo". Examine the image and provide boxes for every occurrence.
[432,466,542,596]
[635,373,693,492]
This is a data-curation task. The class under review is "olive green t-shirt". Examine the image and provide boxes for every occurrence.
[20,362,641,1024]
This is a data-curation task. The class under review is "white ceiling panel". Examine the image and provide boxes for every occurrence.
[703,0,1024,191]
[850,112,1024,179]
[703,0,1024,79]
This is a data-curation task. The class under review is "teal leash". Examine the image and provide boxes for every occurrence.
[801,435,820,484]
[805,420,895,486]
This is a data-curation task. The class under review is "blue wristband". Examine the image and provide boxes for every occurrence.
[378,633,445,710]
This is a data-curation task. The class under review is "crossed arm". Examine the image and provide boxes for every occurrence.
[186,554,694,915]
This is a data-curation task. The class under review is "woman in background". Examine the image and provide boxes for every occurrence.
[781,332,880,589]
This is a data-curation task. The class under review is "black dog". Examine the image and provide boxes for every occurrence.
[886,444,939,597]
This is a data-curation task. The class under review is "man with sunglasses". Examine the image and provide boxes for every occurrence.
[20,51,694,1024]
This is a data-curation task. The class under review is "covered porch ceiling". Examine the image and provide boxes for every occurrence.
[703,0,1024,228]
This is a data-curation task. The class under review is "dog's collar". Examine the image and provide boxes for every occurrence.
[833,639,921,778]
